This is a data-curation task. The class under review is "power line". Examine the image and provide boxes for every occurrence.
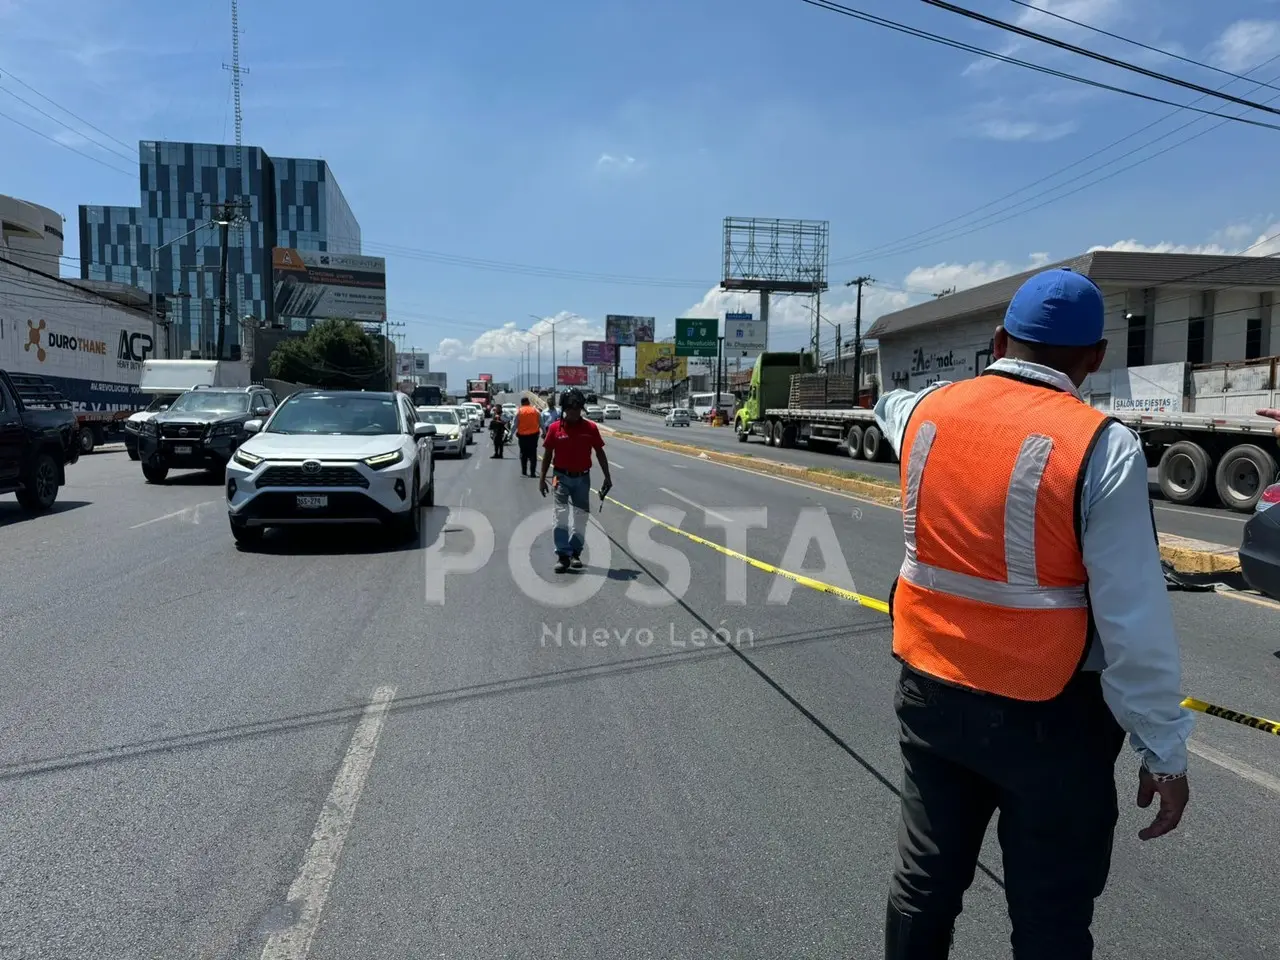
[0,104,135,177]
[0,84,137,165]
[833,52,1280,266]
[795,0,1280,132]
[918,0,1280,117]
[1000,0,1280,94]
[0,64,137,153]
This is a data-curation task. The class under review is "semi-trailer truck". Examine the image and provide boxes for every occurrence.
[734,350,1280,512]
[466,378,494,416]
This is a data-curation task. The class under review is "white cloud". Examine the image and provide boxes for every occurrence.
[904,254,1053,296]
[977,118,1077,142]
[1091,220,1280,257]
[1208,20,1280,73]
[431,312,604,365]
[596,152,640,173]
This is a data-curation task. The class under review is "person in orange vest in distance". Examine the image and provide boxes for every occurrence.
[873,267,1193,959]
[514,397,542,477]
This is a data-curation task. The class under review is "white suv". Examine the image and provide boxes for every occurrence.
[226,390,436,546]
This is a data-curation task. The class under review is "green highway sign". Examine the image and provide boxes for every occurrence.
[675,318,718,357]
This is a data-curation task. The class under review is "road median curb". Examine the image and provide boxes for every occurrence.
[606,427,1243,577]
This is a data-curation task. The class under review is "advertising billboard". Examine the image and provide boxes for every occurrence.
[478,373,493,381]
[635,342,688,380]
[271,247,387,323]
[396,352,428,376]
[605,314,655,346]
[557,365,589,386]
[581,341,618,366]
[724,312,766,357]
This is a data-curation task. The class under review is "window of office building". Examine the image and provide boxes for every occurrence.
[1246,317,1263,360]
[1186,317,1206,365]
[1127,313,1148,367]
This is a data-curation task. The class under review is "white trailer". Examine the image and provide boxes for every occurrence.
[0,258,155,452]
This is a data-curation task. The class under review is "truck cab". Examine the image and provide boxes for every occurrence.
[734,352,813,441]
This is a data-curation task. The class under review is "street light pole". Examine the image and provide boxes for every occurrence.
[149,217,226,359]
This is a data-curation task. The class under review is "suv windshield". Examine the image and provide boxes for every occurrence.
[418,409,458,425]
[167,391,250,415]
[266,393,401,435]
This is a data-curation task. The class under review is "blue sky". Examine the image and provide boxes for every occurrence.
[3,0,1280,385]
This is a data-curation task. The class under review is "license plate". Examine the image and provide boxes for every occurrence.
[296,495,328,509]
[173,445,193,455]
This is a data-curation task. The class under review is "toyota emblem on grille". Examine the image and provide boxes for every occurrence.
[302,460,322,475]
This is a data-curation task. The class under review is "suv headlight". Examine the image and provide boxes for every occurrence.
[211,422,241,437]
[140,420,158,436]
[363,449,404,469]
[233,448,263,468]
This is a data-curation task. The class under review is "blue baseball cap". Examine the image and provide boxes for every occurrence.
[1003,268,1104,347]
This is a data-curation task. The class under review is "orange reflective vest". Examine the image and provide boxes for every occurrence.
[515,406,542,436]
[891,371,1116,702]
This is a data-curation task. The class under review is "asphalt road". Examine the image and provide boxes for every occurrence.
[0,438,1277,958]
[606,407,1252,548]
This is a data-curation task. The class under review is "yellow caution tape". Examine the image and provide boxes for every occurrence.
[598,489,1280,739]
[1180,698,1280,736]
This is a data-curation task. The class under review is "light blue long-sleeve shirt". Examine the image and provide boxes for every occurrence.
[874,357,1194,774]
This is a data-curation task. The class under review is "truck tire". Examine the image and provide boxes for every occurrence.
[846,425,864,459]
[781,423,798,449]
[142,463,169,484]
[78,428,96,455]
[1214,443,1278,513]
[1157,441,1212,506]
[764,420,776,447]
[736,421,749,443]
[862,424,886,462]
[230,519,264,546]
[15,451,60,512]
[127,447,140,461]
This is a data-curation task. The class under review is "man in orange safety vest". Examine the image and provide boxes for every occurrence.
[874,267,1194,959]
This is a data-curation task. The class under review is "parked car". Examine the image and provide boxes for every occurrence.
[604,403,622,420]
[417,406,466,457]
[137,385,276,484]
[1240,482,1280,600]
[0,369,80,513]
[665,408,692,427]
[226,389,436,546]
[585,404,605,422]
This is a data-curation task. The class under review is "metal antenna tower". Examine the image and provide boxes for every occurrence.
[222,0,247,170]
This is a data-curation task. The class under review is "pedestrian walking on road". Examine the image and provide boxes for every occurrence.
[873,267,1194,959]
[489,403,506,458]
[515,397,542,476]
[540,395,560,439]
[539,388,612,573]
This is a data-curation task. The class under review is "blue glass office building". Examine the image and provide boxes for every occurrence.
[79,140,361,357]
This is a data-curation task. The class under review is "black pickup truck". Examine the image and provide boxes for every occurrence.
[0,369,81,513]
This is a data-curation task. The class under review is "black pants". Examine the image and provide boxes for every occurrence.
[491,433,504,457]
[887,664,1124,959]
[517,433,539,473]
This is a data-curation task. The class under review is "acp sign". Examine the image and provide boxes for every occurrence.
[117,329,155,367]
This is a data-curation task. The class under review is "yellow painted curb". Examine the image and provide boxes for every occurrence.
[607,428,1243,577]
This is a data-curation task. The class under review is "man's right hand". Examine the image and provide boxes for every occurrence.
[1136,767,1190,840]
[1256,408,1280,437]
[539,477,549,498]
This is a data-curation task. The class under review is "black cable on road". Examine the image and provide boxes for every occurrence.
[595,515,1007,890]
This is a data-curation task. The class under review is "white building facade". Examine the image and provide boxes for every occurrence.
[0,194,63,273]
[868,251,1280,410]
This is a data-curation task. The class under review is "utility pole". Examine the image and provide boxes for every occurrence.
[845,276,874,403]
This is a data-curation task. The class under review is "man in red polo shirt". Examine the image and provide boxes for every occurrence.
[539,388,613,573]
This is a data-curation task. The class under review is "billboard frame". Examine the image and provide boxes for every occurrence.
[721,217,829,295]
[557,364,589,386]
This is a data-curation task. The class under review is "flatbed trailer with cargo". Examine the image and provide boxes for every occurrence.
[736,351,1280,513]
